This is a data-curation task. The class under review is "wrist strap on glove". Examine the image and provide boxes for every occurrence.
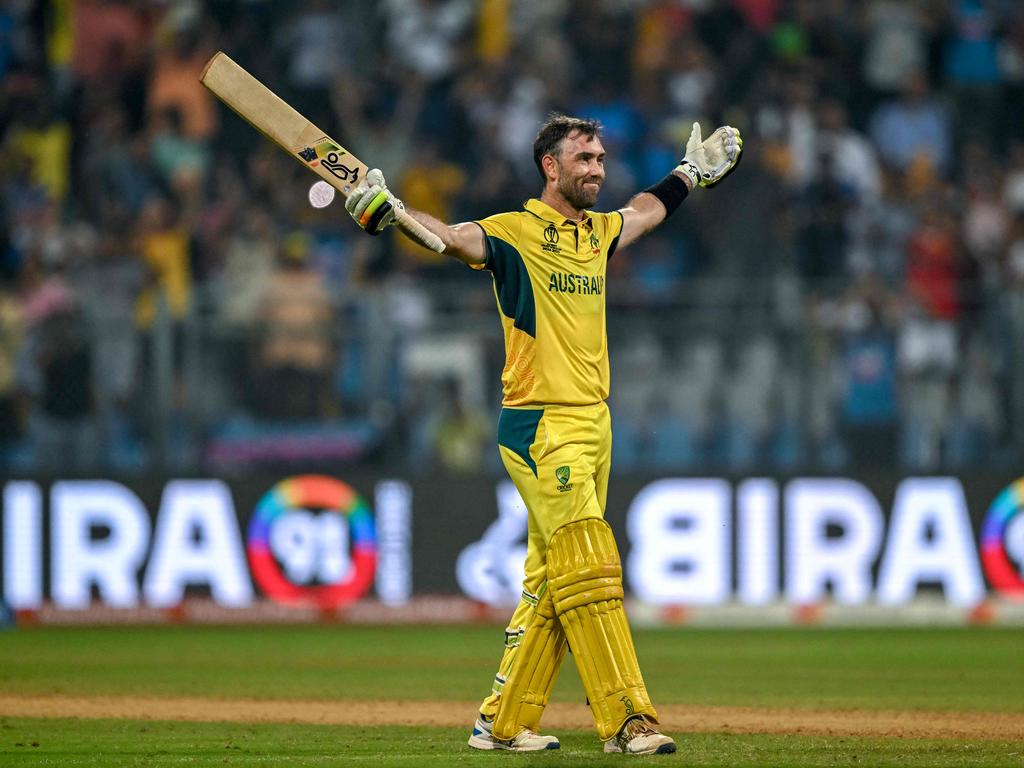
[676,161,701,190]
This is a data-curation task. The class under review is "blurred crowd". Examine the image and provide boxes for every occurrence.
[1,0,1023,475]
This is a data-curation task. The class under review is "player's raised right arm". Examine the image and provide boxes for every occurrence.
[401,209,486,266]
[345,168,485,266]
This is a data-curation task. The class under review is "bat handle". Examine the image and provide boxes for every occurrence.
[395,208,446,254]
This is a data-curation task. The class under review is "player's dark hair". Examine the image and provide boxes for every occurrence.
[533,114,602,182]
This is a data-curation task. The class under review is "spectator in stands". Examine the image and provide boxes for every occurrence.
[835,277,899,468]
[71,0,150,85]
[79,102,160,218]
[276,0,356,127]
[146,14,216,142]
[906,197,962,323]
[847,173,915,283]
[386,0,474,85]
[7,94,70,204]
[214,204,277,404]
[149,106,209,199]
[947,335,1000,467]
[869,72,953,177]
[430,377,491,474]
[899,203,962,470]
[218,205,277,334]
[1002,12,1024,146]
[860,0,933,103]
[816,99,882,205]
[252,233,334,421]
[795,149,853,282]
[0,276,23,467]
[0,0,1022,474]
[1003,141,1024,214]
[75,210,145,469]
[134,195,191,350]
[16,251,98,472]
[396,140,466,267]
[943,0,1004,146]
[962,142,1010,293]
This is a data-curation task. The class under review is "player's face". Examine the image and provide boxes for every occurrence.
[554,132,606,210]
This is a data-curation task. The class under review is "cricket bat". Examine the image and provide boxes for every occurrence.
[200,51,445,253]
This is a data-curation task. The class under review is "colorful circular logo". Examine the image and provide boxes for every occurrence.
[981,477,1024,599]
[247,475,377,608]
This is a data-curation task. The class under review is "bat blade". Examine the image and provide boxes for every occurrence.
[200,53,445,252]
[200,51,368,197]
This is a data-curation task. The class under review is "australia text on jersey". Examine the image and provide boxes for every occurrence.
[548,273,605,295]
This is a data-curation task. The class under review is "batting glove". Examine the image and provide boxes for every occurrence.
[345,168,404,235]
[677,123,743,189]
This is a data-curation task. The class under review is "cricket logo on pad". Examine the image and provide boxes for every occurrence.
[555,466,573,492]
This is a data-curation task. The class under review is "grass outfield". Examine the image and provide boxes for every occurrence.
[5,719,1022,767]
[0,625,1022,766]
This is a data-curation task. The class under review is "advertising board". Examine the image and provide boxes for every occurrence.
[2,474,1022,614]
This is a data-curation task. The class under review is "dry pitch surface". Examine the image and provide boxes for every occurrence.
[1,695,1020,741]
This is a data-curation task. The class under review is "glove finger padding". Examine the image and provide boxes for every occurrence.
[701,126,743,187]
[704,127,740,164]
[686,121,704,158]
[346,184,382,219]
[680,124,743,188]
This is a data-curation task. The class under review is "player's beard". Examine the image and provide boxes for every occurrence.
[559,174,601,211]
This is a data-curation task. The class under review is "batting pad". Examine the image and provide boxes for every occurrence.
[492,586,568,739]
[547,517,657,740]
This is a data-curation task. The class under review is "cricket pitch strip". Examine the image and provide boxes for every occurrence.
[0,695,1019,740]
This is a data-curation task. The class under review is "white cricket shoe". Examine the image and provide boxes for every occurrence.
[604,716,676,755]
[467,715,560,751]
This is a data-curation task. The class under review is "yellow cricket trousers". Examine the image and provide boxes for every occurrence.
[479,401,611,716]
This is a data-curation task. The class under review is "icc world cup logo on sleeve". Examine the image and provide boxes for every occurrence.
[981,477,1024,598]
[246,475,377,608]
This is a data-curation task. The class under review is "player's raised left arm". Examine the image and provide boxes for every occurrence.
[617,122,742,250]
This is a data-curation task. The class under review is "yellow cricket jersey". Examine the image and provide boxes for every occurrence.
[473,198,623,407]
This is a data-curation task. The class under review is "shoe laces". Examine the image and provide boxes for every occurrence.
[618,716,658,744]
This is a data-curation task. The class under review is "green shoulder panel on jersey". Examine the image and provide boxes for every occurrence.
[485,235,536,338]
[607,210,624,260]
[497,407,544,476]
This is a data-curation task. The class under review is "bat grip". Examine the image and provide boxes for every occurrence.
[395,209,446,254]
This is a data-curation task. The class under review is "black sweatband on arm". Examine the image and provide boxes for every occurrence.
[643,173,689,218]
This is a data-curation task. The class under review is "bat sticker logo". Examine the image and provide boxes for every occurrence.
[321,152,359,183]
[297,147,317,162]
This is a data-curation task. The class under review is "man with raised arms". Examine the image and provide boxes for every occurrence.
[346,114,741,755]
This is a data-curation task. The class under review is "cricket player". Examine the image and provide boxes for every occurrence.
[345,114,741,755]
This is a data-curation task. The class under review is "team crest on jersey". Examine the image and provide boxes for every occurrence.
[590,232,600,253]
[556,466,573,492]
